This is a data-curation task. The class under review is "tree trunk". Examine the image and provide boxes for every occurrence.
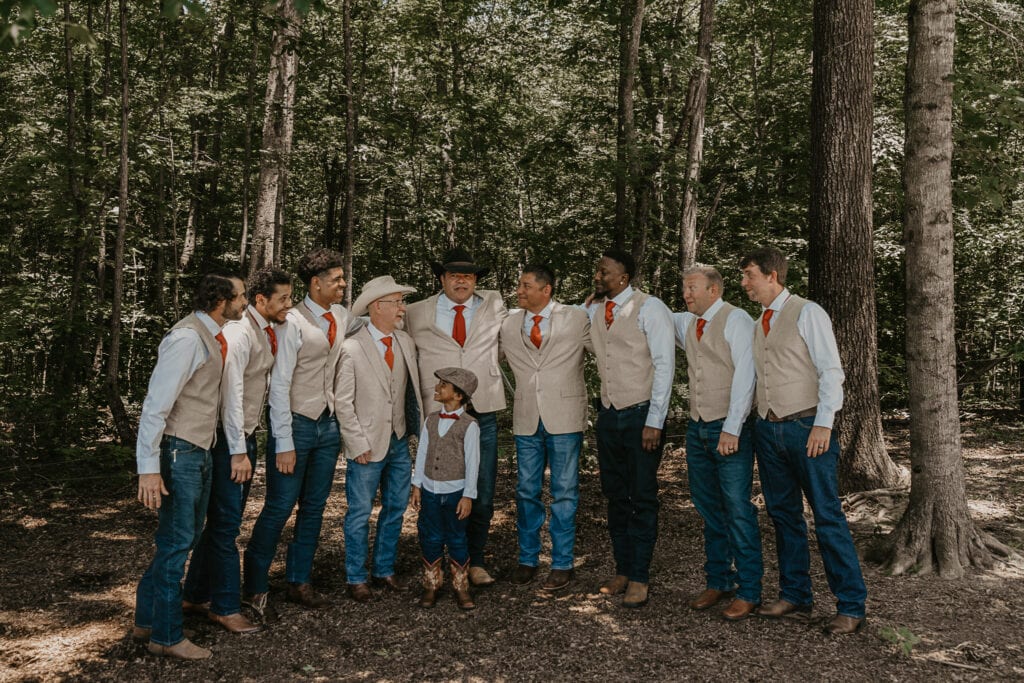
[106,0,134,446]
[808,0,904,493]
[678,0,714,277]
[342,0,356,306]
[884,0,1012,577]
[239,6,259,269]
[614,0,643,250]
[250,0,302,273]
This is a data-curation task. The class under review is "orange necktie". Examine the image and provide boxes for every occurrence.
[695,318,706,342]
[381,336,394,370]
[265,325,278,356]
[324,311,337,347]
[215,332,227,365]
[452,305,467,347]
[762,309,774,337]
[530,315,543,349]
[604,300,616,329]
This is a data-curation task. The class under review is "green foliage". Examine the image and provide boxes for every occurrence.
[879,625,923,656]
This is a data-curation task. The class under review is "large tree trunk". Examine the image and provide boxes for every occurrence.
[106,0,134,445]
[883,0,1011,577]
[808,0,904,493]
[250,0,302,273]
[678,0,714,277]
[341,0,356,307]
[239,7,259,269]
[614,0,644,250]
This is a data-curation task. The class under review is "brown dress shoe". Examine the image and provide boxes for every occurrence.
[689,588,733,610]
[242,592,279,623]
[287,583,331,608]
[510,564,538,585]
[722,598,759,621]
[622,581,649,608]
[371,575,409,592]
[468,566,496,587]
[147,638,212,660]
[346,583,374,603]
[181,600,210,617]
[824,614,865,635]
[208,612,261,634]
[542,569,573,591]
[451,559,476,610]
[419,557,443,608]
[599,574,629,596]
[756,599,813,620]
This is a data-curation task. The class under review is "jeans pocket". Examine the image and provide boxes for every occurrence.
[794,416,815,430]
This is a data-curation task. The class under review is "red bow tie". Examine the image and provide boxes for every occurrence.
[439,412,460,420]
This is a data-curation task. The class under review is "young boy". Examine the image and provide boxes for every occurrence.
[411,367,481,610]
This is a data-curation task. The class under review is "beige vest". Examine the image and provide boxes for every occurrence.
[752,295,820,418]
[591,291,654,410]
[237,311,276,434]
[405,290,507,414]
[685,303,737,423]
[289,301,347,419]
[424,412,477,482]
[163,313,223,449]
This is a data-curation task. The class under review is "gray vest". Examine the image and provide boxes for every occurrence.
[424,411,477,482]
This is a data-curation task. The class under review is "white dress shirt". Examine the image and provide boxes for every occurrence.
[269,295,333,453]
[434,292,483,335]
[762,288,845,429]
[520,301,554,341]
[220,306,275,455]
[585,286,676,429]
[136,311,223,474]
[673,298,756,436]
[412,407,481,498]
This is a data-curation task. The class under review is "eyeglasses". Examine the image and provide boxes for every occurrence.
[377,298,407,307]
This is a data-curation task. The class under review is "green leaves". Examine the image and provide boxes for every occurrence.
[0,0,57,50]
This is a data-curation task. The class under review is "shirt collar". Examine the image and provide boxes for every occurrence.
[247,305,270,329]
[439,291,479,311]
[766,288,792,312]
[701,297,725,322]
[441,406,466,416]
[526,301,554,320]
[194,310,223,335]
[610,285,634,307]
[367,322,390,341]
[304,295,330,318]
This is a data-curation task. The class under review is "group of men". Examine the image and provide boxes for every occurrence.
[131,244,866,660]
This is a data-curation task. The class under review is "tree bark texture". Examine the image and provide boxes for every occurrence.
[106,0,134,446]
[342,0,356,307]
[808,0,904,493]
[678,0,714,277]
[250,0,301,273]
[885,0,1011,577]
[614,0,643,250]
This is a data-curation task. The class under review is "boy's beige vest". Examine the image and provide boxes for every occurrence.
[684,302,737,423]
[591,291,654,410]
[290,302,347,419]
[423,412,477,482]
[752,295,820,419]
[163,313,223,448]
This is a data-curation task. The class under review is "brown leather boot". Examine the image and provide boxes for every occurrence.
[419,557,443,608]
[450,559,476,610]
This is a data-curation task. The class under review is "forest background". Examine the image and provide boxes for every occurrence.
[0,0,1021,544]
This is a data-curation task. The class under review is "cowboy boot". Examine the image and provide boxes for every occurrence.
[450,558,476,611]
[419,557,443,609]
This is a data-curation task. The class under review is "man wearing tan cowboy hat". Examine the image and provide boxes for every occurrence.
[336,275,425,603]
[405,247,507,586]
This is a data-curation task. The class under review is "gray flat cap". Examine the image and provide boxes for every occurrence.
[434,366,478,400]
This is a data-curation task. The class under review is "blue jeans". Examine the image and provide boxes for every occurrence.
[686,418,763,604]
[134,436,212,646]
[595,403,664,584]
[515,421,581,570]
[754,415,867,618]
[243,410,340,594]
[418,488,469,564]
[182,429,257,616]
[343,434,412,584]
[467,410,497,567]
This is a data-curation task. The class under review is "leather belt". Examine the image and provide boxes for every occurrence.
[766,407,817,423]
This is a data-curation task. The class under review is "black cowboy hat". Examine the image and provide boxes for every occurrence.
[430,247,490,280]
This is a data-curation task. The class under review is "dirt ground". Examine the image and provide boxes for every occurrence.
[1,415,1022,682]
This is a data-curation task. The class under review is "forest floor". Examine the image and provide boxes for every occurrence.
[1,414,1023,682]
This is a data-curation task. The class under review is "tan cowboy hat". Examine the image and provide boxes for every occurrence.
[350,275,416,317]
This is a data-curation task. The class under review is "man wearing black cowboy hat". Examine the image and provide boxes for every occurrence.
[405,248,508,587]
